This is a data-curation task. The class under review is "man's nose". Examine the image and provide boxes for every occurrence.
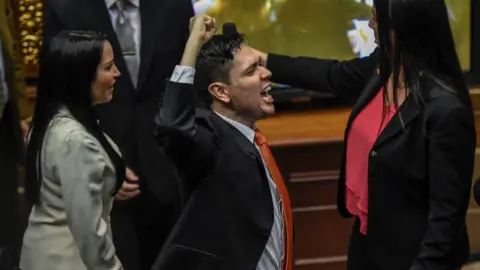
[261,67,272,80]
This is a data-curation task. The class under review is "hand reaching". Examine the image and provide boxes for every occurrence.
[115,167,141,200]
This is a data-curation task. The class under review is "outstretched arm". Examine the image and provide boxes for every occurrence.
[153,14,217,164]
[252,48,378,99]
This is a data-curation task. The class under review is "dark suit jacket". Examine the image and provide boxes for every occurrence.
[152,81,274,270]
[42,0,194,201]
[0,0,25,163]
[0,0,27,263]
[266,51,476,270]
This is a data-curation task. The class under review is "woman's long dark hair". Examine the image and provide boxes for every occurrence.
[373,0,472,111]
[25,30,125,204]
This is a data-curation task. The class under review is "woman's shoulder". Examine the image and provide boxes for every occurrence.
[46,115,91,147]
[422,76,470,112]
[44,110,100,155]
[421,77,474,133]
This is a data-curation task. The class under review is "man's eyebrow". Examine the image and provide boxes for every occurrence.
[243,59,260,74]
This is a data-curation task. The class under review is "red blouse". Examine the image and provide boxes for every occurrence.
[345,88,397,235]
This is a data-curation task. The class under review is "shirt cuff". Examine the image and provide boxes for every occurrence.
[169,65,196,84]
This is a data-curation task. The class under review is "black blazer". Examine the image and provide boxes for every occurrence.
[42,0,194,201]
[0,38,24,164]
[152,82,274,270]
[267,51,476,270]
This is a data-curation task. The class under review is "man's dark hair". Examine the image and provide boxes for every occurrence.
[194,33,245,107]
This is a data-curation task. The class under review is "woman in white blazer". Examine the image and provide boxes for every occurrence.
[20,30,124,270]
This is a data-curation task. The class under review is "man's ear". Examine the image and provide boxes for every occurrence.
[208,82,231,104]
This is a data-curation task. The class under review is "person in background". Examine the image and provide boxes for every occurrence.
[41,1,194,268]
[20,30,124,270]
[0,0,31,264]
[152,14,293,270]
[254,0,475,269]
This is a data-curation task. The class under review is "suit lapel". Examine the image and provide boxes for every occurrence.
[344,71,420,149]
[373,94,419,148]
[137,0,166,92]
[86,0,135,91]
[345,74,383,134]
[209,112,265,169]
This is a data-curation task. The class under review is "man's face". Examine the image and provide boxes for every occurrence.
[225,44,274,121]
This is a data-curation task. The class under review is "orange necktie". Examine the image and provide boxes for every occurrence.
[254,129,293,270]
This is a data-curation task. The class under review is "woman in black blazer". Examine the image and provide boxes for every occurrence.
[256,0,476,269]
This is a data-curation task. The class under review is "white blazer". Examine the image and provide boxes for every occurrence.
[20,107,123,270]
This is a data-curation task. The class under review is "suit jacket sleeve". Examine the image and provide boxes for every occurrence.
[154,81,215,175]
[409,106,476,270]
[55,130,122,270]
[266,49,379,99]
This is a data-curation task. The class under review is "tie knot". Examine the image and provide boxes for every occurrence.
[115,0,131,10]
[254,129,267,145]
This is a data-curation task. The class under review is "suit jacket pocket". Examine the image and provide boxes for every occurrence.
[155,244,225,270]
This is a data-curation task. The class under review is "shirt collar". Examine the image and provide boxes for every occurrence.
[214,111,255,143]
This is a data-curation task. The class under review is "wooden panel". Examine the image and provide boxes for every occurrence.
[467,209,480,253]
[288,171,339,207]
[475,112,480,147]
[257,109,350,146]
[470,88,480,111]
[273,142,344,176]
[293,208,353,264]
[295,259,347,270]
[470,149,480,208]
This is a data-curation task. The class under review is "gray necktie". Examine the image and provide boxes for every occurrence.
[115,0,139,88]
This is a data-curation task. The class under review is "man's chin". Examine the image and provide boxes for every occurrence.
[260,104,275,117]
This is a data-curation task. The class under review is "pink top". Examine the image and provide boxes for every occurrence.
[345,88,397,235]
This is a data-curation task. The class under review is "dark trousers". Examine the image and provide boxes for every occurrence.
[111,187,180,270]
[346,218,463,270]
[0,110,20,264]
[347,218,375,270]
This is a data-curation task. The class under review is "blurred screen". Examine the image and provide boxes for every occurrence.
[192,0,471,71]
